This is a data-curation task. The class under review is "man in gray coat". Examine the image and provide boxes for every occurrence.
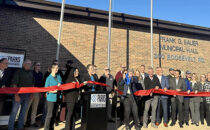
[169,69,186,128]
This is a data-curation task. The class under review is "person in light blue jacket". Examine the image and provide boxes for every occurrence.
[44,63,62,130]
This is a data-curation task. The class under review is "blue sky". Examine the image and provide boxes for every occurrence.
[48,0,210,28]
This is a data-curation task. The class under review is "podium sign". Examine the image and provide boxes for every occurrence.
[90,94,106,108]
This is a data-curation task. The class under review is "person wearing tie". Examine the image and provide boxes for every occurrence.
[169,69,187,128]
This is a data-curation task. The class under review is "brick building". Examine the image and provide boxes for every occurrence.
[0,0,210,77]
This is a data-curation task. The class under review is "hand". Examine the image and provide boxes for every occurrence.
[83,81,87,85]
[176,89,181,92]
[111,92,115,97]
[72,81,75,83]
[2,85,5,88]
[150,93,153,97]
[15,94,20,102]
[187,90,190,94]
[164,88,168,91]
[195,90,198,94]
[58,83,61,86]
[123,73,126,79]
[49,90,57,93]
[155,86,159,90]
[173,95,176,97]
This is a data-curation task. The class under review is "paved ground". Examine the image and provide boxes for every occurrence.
[1,120,209,130]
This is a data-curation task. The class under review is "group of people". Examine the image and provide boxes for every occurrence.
[0,58,210,130]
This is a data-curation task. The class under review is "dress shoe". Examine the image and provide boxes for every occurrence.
[164,123,168,127]
[155,122,160,126]
[143,123,148,128]
[170,122,175,126]
[191,122,195,125]
[31,123,39,127]
[125,126,130,130]
[196,123,199,126]
[179,124,183,128]
[185,122,189,126]
[135,126,141,130]
[151,123,158,128]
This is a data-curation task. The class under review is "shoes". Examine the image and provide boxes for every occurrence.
[170,122,175,126]
[155,122,160,126]
[31,123,39,127]
[108,119,115,122]
[185,122,189,126]
[201,121,204,125]
[143,123,148,128]
[125,126,130,130]
[151,123,158,128]
[55,121,59,126]
[191,122,195,125]
[179,124,183,128]
[164,123,168,127]
[135,126,141,130]
[195,123,199,126]
[24,123,30,127]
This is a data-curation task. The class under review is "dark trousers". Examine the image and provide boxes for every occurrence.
[123,95,139,127]
[156,98,168,123]
[184,99,190,123]
[0,101,4,115]
[171,98,183,125]
[44,101,58,130]
[200,101,206,123]
[206,104,210,126]
[65,102,76,130]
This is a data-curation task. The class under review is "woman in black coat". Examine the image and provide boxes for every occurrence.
[64,68,80,130]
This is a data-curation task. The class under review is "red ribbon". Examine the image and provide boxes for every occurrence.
[0,81,123,95]
[134,89,210,97]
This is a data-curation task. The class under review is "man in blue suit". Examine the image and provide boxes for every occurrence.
[120,68,140,130]
[155,67,169,127]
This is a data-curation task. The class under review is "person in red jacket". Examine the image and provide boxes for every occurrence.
[115,64,126,84]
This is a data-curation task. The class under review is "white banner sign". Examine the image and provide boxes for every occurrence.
[90,94,106,108]
[0,52,24,68]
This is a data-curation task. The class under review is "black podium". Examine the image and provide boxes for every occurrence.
[81,91,108,130]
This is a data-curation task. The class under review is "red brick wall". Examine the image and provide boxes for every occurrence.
[0,7,209,78]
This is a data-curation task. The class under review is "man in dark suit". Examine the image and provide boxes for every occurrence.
[169,69,187,128]
[0,58,9,115]
[120,68,140,130]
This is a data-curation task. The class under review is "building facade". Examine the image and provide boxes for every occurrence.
[0,0,210,76]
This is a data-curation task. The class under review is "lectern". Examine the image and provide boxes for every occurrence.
[81,91,108,130]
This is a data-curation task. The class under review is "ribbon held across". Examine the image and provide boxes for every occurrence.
[134,89,210,97]
[0,81,123,95]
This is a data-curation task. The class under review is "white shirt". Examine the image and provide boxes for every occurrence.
[157,75,162,84]
[127,86,131,94]
[141,73,145,80]
[0,70,4,79]
[176,79,179,86]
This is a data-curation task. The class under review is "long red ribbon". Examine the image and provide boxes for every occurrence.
[1,82,210,97]
[134,89,210,97]
[0,81,123,95]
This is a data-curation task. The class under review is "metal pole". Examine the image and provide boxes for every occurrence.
[150,0,153,68]
[107,0,112,69]
[56,0,66,60]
